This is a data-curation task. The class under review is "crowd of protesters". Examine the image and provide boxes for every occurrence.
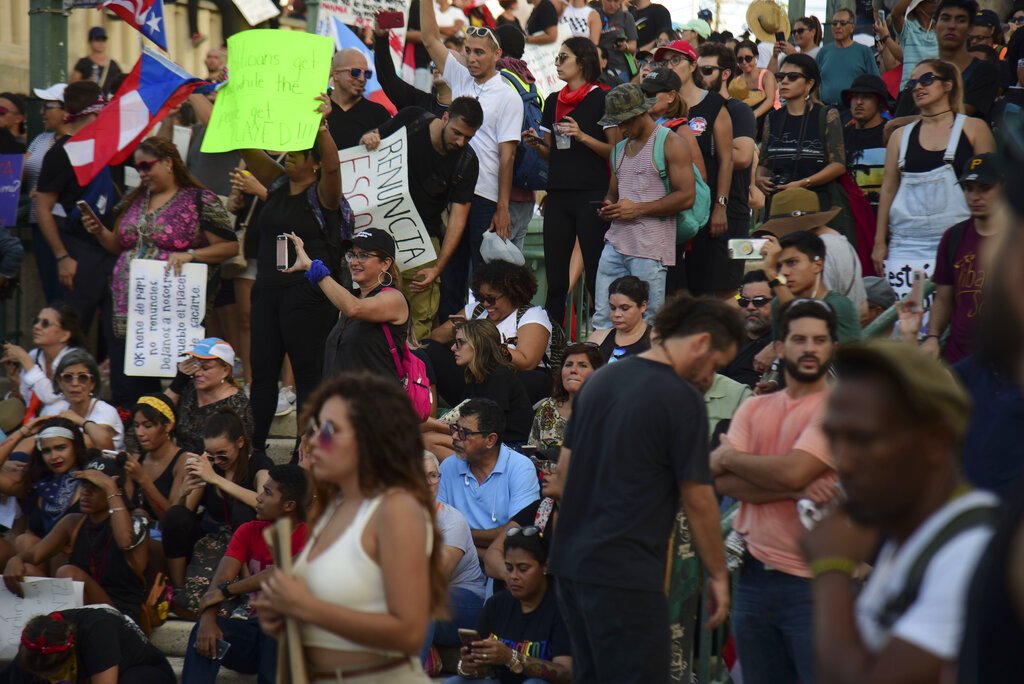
[3,0,1024,681]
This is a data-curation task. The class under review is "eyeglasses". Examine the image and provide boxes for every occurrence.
[555,53,572,64]
[336,67,373,80]
[792,28,810,35]
[33,316,54,329]
[315,421,337,450]
[906,72,948,90]
[450,423,488,439]
[466,26,500,46]
[59,372,94,385]
[507,525,543,538]
[698,65,723,76]
[425,471,441,483]
[775,71,808,83]
[665,54,691,67]
[529,455,558,474]
[472,291,502,307]
[737,295,773,308]
[345,250,379,263]
[737,55,756,63]
[135,159,161,173]
[830,19,852,27]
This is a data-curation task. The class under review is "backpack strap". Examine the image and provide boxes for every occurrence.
[897,120,918,171]
[380,322,405,379]
[611,138,627,172]
[943,114,968,164]
[651,125,671,187]
[877,502,996,630]
[471,302,486,319]
[406,111,436,137]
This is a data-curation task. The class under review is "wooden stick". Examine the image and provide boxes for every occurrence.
[264,518,309,684]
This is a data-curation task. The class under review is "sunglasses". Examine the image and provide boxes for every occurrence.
[315,421,337,450]
[698,65,723,76]
[830,19,852,26]
[1011,16,1024,24]
[33,316,55,329]
[792,27,810,35]
[450,423,488,439]
[472,292,502,307]
[737,295,772,308]
[507,525,543,538]
[790,297,834,312]
[135,159,162,173]
[737,55,756,63]
[529,455,558,474]
[555,53,573,64]
[59,372,94,385]
[906,72,947,90]
[466,26,500,46]
[336,67,373,80]
[776,71,809,82]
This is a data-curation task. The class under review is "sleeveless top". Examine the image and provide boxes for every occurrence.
[292,495,433,653]
[756,68,782,111]
[606,131,676,265]
[139,448,186,519]
[560,4,595,37]
[902,120,974,175]
[687,90,725,188]
[598,325,651,363]
[69,517,145,623]
[323,285,410,381]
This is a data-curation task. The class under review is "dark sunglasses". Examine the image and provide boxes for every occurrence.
[792,27,810,35]
[450,423,488,439]
[776,71,808,82]
[737,55,757,63]
[507,525,543,538]
[737,295,773,308]
[699,65,723,76]
[59,372,94,385]
[337,67,373,80]
[1011,16,1024,24]
[555,53,573,64]
[830,19,852,26]
[33,316,55,329]
[906,72,947,90]
[315,421,336,450]
[135,159,162,173]
[472,292,501,307]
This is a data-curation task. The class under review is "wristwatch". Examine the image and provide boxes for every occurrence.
[716,195,729,207]
[508,650,525,674]
[217,580,234,600]
[187,248,197,261]
[769,274,788,288]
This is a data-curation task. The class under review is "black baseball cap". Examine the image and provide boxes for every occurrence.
[84,452,127,484]
[342,228,397,261]
[975,9,1000,28]
[958,153,1004,185]
[88,26,108,41]
[640,67,682,95]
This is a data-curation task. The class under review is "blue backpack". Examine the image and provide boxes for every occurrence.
[500,69,549,191]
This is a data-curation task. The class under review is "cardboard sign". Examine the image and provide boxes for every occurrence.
[0,578,84,660]
[316,0,406,30]
[523,25,570,99]
[231,0,281,26]
[201,30,333,153]
[0,154,24,228]
[124,259,208,378]
[338,128,436,271]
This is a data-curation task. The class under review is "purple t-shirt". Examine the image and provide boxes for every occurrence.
[931,219,986,364]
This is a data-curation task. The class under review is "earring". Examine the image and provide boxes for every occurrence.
[377,271,394,287]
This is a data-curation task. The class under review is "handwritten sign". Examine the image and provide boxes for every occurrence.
[317,0,406,30]
[124,259,208,378]
[201,30,333,153]
[0,578,84,660]
[523,26,570,99]
[231,0,281,26]
[0,154,24,227]
[339,128,436,271]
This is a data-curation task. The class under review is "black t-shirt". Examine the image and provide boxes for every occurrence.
[844,123,886,208]
[61,607,167,678]
[69,517,145,622]
[630,3,672,48]
[721,333,772,388]
[405,0,432,69]
[73,57,124,95]
[549,357,710,591]
[36,135,123,244]
[200,451,274,528]
[326,97,392,151]
[725,98,756,220]
[540,88,611,192]
[323,284,410,381]
[476,588,571,683]
[254,181,338,286]
[961,58,1000,120]
[687,90,725,191]
[526,0,559,36]
[378,107,479,238]
[465,364,533,444]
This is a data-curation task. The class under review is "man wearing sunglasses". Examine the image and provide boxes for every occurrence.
[722,270,775,389]
[816,8,880,108]
[324,48,390,150]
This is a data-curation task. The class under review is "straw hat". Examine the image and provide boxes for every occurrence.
[747,0,790,43]
[728,77,766,108]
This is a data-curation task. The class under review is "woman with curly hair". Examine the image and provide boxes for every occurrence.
[430,260,553,405]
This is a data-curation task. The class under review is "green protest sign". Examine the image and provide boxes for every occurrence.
[201,30,333,153]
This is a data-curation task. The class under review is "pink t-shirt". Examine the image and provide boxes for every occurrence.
[728,390,833,578]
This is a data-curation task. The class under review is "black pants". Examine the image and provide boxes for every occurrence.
[556,577,671,684]
[64,234,115,356]
[162,504,203,560]
[439,195,497,320]
[250,279,337,448]
[681,215,748,296]
[0,648,173,684]
[542,189,609,328]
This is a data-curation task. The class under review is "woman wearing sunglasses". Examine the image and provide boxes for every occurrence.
[735,41,779,123]
[83,137,238,408]
[254,373,444,683]
[873,59,995,279]
[38,349,122,450]
[451,529,572,683]
[528,342,604,450]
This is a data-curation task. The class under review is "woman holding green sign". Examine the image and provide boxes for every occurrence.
[241,93,345,452]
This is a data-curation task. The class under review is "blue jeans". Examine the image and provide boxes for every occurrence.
[182,616,277,684]
[420,586,486,663]
[508,199,534,252]
[592,243,667,329]
[732,558,816,684]
[440,195,497,320]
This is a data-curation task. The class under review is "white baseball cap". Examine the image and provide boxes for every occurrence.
[33,84,67,103]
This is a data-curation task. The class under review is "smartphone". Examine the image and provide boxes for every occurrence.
[377,10,404,29]
[775,31,786,42]
[878,9,887,24]
[76,200,100,226]
[458,629,482,647]
[908,269,925,312]
[276,234,290,271]
[215,639,231,660]
[727,238,768,260]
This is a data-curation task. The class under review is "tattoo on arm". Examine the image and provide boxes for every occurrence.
[523,657,572,683]
[824,107,847,165]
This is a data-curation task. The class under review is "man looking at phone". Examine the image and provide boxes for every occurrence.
[922,153,1004,363]
[183,464,308,684]
[325,48,391,150]
[712,298,839,684]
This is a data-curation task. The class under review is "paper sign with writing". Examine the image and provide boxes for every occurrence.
[201,30,333,153]
[523,26,569,99]
[316,0,406,30]
[124,259,208,378]
[0,154,24,227]
[231,0,281,26]
[0,578,84,660]
[338,128,436,271]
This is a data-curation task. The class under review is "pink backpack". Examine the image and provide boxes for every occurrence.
[380,322,433,422]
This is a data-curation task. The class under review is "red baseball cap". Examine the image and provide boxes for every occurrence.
[653,40,697,64]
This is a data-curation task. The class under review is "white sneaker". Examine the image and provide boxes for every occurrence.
[275,386,296,416]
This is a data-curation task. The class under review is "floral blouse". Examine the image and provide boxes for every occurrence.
[111,187,235,337]
[528,398,569,449]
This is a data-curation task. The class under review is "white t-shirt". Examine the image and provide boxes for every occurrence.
[820,232,866,311]
[42,398,126,450]
[463,297,552,366]
[436,2,466,29]
[560,4,595,37]
[437,502,486,597]
[856,491,997,659]
[443,58,524,203]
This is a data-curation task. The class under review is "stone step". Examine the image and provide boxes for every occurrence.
[149,618,196,658]
[265,437,296,465]
[268,411,298,439]
[167,655,257,683]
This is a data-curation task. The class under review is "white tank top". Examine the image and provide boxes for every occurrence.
[292,495,432,653]
[560,4,595,37]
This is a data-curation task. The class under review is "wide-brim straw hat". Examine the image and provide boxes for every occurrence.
[747,0,791,43]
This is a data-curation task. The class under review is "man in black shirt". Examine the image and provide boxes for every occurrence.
[630,0,673,52]
[551,294,743,683]
[722,270,775,388]
[325,48,392,150]
[842,75,889,212]
[359,98,482,339]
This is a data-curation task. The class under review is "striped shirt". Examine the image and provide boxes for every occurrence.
[606,131,676,265]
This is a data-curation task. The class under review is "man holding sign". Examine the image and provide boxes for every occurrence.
[357,98,483,339]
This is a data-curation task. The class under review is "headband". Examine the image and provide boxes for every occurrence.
[20,613,75,655]
[136,396,176,427]
[65,100,105,121]
[36,427,76,446]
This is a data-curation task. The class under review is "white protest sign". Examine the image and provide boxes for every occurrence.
[232,0,281,26]
[317,0,405,30]
[884,257,936,329]
[523,25,570,99]
[339,128,436,271]
[125,260,208,378]
[0,578,84,660]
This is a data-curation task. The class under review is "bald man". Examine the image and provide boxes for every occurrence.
[326,48,391,150]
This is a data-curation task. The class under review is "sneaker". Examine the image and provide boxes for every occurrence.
[275,386,296,416]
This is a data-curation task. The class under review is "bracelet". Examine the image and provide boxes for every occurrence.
[456,660,471,677]
[922,334,940,341]
[305,259,330,284]
[56,254,70,262]
[108,507,127,515]
[82,419,96,428]
[810,556,858,578]
[106,491,124,501]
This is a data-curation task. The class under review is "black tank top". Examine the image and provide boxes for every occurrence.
[323,284,410,381]
[686,90,725,187]
[255,180,341,287]
[598,326,652,362]
[138,448,185,519]
[70,517,145,623]
[902,122,974,175]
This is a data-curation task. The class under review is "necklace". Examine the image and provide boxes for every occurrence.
[921,108,952,118]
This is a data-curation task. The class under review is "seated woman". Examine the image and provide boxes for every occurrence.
[1,303,85,422]
[586,276,651,363]
[529,343,604,449]
[161,409,271,616]
[448,531,572,683]
[430,261,553,405]
[3,452,149,627]
[254,373,444,682]
[2,608,174,684]
[127,394,193,524]
[164,337,253,456]
[40,350,122,450]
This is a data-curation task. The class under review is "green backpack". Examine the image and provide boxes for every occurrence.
[611,125,711,244]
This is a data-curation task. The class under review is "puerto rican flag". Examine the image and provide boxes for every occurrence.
[100,0,167,50]
[66,48,202,186]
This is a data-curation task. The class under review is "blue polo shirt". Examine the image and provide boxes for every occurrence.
[437,445,540,530]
